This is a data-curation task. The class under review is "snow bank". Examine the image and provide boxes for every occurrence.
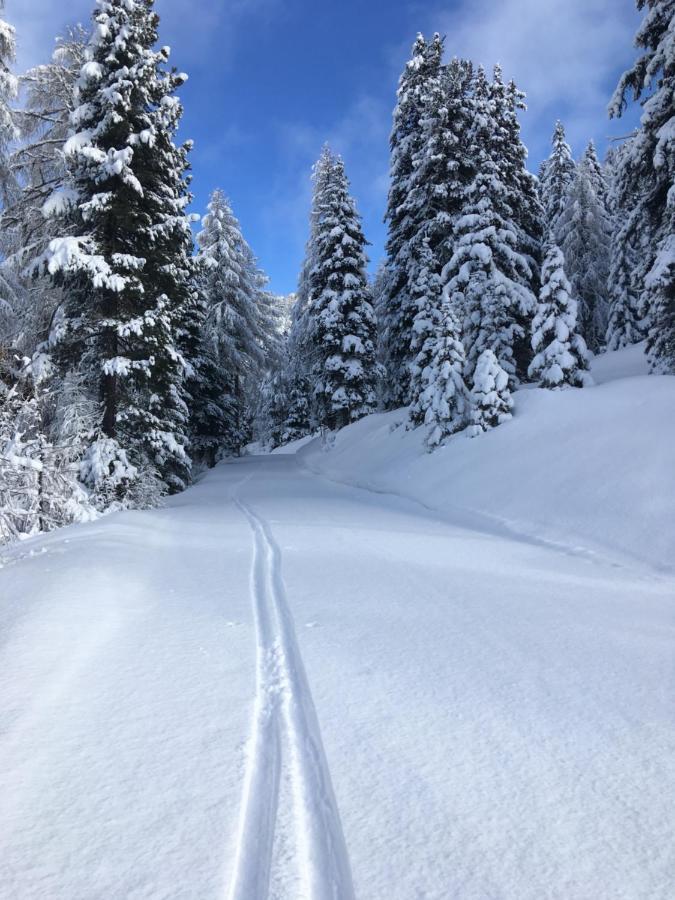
[300,345,675,571]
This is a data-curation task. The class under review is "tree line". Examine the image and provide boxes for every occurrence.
[1,0,672,542]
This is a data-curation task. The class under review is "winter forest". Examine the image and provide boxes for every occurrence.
[1,1,675,897]
[0,0,672,542]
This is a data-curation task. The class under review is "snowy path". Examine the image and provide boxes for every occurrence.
[229,490,354,900]
[1,453,674,899]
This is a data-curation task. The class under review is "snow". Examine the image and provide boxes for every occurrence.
[1,347,674,898]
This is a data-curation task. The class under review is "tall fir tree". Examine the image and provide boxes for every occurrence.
[195,189,278,455]
[557,141,612,351]
[304,148,377,430]
[609,0,675,371]
[539,121,576,240]
[443,66,536,387]
[378,33,444,407]
[43,0,195,494]
[0,0,19,377]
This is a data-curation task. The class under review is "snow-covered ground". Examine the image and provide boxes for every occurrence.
[1,346,674,899]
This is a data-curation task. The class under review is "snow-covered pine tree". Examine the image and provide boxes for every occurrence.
[609,0,675,372]
[2,27,87,364]
[411,286,468,450]
[0,0,19,370]
[443,66,536,387]
[404,57,475,382]
[195,189,278,455]
[491,69,544,377]
[305,148,377,431]
[44,0,194,496]
[557,141,612,351]
[528,244,591,388]
[539,121,576,240]
[378,33,444,407]
[605,138,646,349]
[467,349,513,437]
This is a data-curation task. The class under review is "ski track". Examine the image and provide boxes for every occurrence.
[228,490,355,900]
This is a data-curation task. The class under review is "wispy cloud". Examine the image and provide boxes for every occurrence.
[426,0,641,160]
[6,0,283,71]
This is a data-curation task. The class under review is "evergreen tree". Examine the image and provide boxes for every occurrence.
[491,69,545,376]
[195,189,278,455]
[557,141,612,351]
[528,244,591,388]
[539,121,576,239]
[378,33,444,407]
[467,349,513,437]
[305,148,377,430]
[0,1,19,370]
[605,138,647,349]
[43,0,195,494]
[443,67,536,386]
[412,288,468,450]
[609,0,675,371]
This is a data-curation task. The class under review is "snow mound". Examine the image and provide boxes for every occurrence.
[300,346,675,571]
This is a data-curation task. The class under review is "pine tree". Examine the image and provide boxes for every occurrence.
[609,0,675,371]
[412,290,468,450]
[378,33,444,407]
[305,148,377,430]
[557,141,612,351]
[443,67,535,386]
[528,245,591,388]
[605,138,647,349]
[467,349,513,437]
[43,0,195,494]
[539,121,576,239]
[195,189,278,455]
[0,1,19,370]
[491,69,545,376]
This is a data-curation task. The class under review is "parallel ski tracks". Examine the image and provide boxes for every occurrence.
[228,492,354,900]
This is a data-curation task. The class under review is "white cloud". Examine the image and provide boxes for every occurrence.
[427,0,641,162]
[5,0,281,71]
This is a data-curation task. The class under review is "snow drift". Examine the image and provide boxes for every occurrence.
[299,345,675,571]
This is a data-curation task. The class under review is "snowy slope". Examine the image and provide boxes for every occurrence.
[1,345,674,899]
[301,344,675,572]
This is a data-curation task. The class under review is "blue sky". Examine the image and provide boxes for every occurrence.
[9,0,642,295]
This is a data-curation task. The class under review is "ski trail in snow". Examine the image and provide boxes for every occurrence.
[230,493,355,900]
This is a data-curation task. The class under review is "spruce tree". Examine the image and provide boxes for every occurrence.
[528,244,591,388]
[305,149,377,431]
[195,190,280,454]
[467,350,513,437]
[609,0,675,371]
[539,121,576,239]
[491,68,545,377]
[0,1,18,370]
[378,33,444,407]
[43,0,195,495]
[443,67,535,387]
[557,142,612,351]
[409,266,468,449]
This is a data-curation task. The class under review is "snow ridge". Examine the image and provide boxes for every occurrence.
[229,490,354,900]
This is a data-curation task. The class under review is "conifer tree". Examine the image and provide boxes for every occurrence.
[412,289,468,450]
[444,67,535,386]
[539,121,576,239]
[557,142,612,351]
[609,0,675,371]
[304,148,377,430]
[0,1,19,369]
[43,0,195,495]
[467,349,513,437]
[195,189,278,454]
[491,69,545,376]
[378,33,444,407]
[528,245,591,388]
